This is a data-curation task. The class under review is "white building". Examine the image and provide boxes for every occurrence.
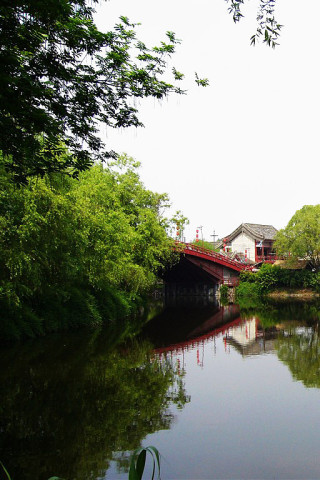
[220,223,278,263]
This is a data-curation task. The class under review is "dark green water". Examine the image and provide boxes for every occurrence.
[1,298,320,479]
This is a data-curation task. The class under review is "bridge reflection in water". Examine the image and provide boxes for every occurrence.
[143,299,277,369]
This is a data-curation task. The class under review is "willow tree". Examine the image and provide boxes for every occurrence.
[225,0,282,48]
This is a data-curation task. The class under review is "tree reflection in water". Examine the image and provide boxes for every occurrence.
[0,326,189,480]
[2,299,320,480]
[277,323,320,388]
[238,299,320,388]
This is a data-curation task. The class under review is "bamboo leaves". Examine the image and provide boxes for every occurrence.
[225,0,282,48]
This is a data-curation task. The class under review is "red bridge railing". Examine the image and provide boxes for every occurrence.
[174,242,253,272]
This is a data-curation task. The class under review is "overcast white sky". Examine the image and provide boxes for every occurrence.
[95,0,320,242]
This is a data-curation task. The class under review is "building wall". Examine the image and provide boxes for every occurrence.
[231,233,256,262]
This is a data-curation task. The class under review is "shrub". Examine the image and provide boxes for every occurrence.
[239,270,257,283]
[236,282,261,298]
[256,264,280,292]
[219,284,229,305]
[238,264,320,294]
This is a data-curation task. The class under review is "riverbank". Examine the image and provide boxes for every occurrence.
[267,288,320,300]
[237,264,320,301]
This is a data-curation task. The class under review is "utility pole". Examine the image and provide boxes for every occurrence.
[210,230,218,250]
[197,225,203,247]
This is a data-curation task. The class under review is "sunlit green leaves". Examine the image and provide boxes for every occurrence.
[195,72,209,87]
[275,205,320,271]
[0,153,175,336]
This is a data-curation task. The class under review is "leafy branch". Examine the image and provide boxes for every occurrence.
[225,0,283,48]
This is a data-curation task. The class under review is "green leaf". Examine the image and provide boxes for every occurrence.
[146,446,161,479]
[129,460,139,480]
[129,446,161,480]
[136,449,147,479]
[0,461,12,480]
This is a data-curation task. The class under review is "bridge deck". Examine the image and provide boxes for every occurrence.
[175,242,252,273]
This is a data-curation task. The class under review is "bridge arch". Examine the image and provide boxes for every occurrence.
[163,243,250,297]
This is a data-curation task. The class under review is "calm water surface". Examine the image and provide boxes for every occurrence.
[1,299,320,479]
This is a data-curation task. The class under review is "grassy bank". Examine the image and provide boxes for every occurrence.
[236,264,320,301]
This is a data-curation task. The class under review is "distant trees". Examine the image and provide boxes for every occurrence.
[169,210,189,242]
[190,239,219,251]
[275,205,320,271]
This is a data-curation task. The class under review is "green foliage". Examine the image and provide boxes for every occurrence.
[255,263,279,291]
[236,281,261,299]
[240,264,284,297]
[219,284,229,305]
[190,239,219,251]
[0,154,174,339]
[195,72,209,87]
[169,210,189,241]
[0,1,208,184]
[237,262,320,299]
[225,0,283,48]
[309,272,320,292]
[239,270,257,283]
[129,446,161,480]
[275,205,320,271]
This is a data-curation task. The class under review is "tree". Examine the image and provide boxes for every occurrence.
[274,205,320,271]
[169,210,189,242]
[225,0,282,48]
[0,0,208,184]
[0,153,175,338]
[191,239,219,251]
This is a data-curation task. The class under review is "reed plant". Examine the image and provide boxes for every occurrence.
[1,446,161,480]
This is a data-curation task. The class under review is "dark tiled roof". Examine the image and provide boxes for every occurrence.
[244,223,278,240]
[225,223,278,241]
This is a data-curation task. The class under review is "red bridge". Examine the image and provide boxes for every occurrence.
[163,242,252,296]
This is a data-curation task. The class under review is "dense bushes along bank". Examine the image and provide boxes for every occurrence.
[0,155,175,340]
[236,264,320,299]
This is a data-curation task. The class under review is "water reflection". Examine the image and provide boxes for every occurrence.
[225,318,278,356]
[0,327,188,480]
[277,325,320,388]
[142,300,240,350]
[1,299,320,480]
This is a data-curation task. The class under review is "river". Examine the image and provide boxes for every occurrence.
[1,298,320,479]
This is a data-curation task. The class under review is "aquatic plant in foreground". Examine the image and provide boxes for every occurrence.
[1,446,161,480]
